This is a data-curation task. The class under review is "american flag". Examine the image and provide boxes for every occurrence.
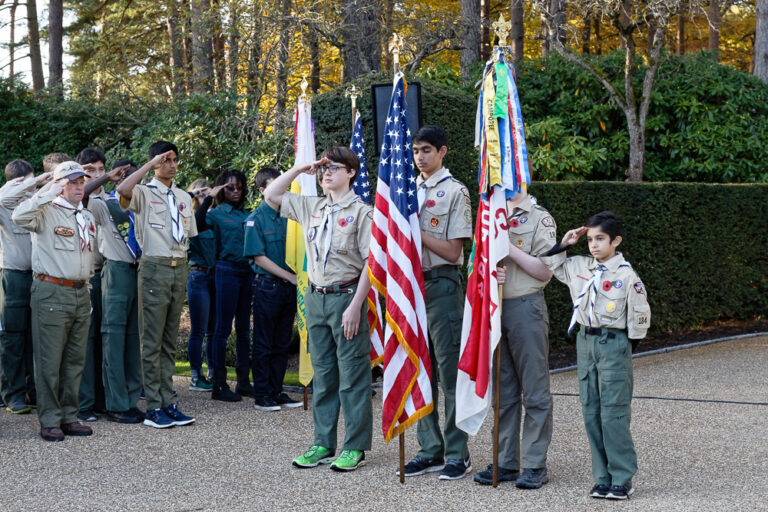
[350,112,371,203]
[368,73,433,442]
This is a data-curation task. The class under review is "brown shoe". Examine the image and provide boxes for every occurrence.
[60,422,93,436]
[40,427,65,442]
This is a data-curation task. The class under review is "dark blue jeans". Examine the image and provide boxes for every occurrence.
[251,274,297,398]
[212,261,253,375]
[187,268,215,378]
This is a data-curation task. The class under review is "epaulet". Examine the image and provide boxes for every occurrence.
[147,185,157,189]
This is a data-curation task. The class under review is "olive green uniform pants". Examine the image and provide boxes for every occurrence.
[0,269,35,406]
[577,326,637,486]
[31,279,91,428]
[79,271,105,412]
[101,260,141,413]
[138,257,188,411]
[417,271,469,462]
[306,286,372,451]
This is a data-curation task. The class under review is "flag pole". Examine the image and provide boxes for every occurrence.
[298,75,311,412]
[344,84,360,129]
[399,433,406,484]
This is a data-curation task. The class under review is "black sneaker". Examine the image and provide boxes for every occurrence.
[396,456,445,477]
[589,483,610,499]
[77,409,98,422]
[439,457,472,480]
[274,393,302,409]
[212,384,242,402]
[128,407,145,420]
[515,467,549,489]
[253,397,281,411]
[235,382,255,398]
[606,480,634,500]
[473,464,519,485]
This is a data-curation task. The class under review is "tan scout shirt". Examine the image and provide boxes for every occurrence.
[0,176,35,270]
[89,192,106,270]
[502,195,565,298]
[12,191,95,281]
[417,168,472,270]
[553,252,651,339]
[281,189,372,287]
[88,196,135,264]
[124,178,196,259]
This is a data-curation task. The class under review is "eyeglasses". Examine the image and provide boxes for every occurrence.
[318,165,349,175]
[226,184,243,191]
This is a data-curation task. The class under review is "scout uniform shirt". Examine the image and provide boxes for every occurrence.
[89,192,107,270]
[12,191,95,281]
[502,195,565,299]
[0,176,35,270]
[123,178,197,258]
[88,195,137,264]
[281,188,372,287]
[417,168,472,270]
[243,202,291,276]
[553,252,651,339]
[206,202,249,264]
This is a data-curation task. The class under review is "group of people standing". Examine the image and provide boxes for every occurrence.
[1,124,650,500]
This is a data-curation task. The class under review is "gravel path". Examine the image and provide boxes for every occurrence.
[1,335,765,511]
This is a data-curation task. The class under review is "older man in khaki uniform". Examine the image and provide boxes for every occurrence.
[13,161,95,442]
[0,160,51,414]
[117,141,197,429]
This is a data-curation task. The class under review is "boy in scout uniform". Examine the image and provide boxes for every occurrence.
[474,189,564,488]
[0,160,52,413]
[403,126,473,480]
[117,141,197,429]
[86,159,144,423]
[549,211,651,500]
[264,146,373,472]
[12,161,96,441]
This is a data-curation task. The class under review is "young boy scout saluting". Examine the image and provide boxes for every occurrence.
[12,161,96,442]
[549,211,651,500]
[117,141,197,429]
[264,146,373,472]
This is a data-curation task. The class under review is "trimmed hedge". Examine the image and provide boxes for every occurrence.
[530,182,768,348]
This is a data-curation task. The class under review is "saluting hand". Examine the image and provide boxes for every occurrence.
[561,226,587,247]
[150,150,176,169]
[107,164,131,182]
[50,180,65,197]
[35,172,53,187]
[210,184,227,197]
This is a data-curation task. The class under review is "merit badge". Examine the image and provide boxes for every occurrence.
[430,217,439,228]
[520,216,528,224]
[602,280,612,291]
[464,209,471,223]
[54,226,75,237]
[515,238,524,247]
[614,279,623,289]
[346,216,354,223]
[510,219,519,228]
[436,190,445,197]
[634,281,646,295]
[606,301,616,313]
[426,199,436,208]
[338,219,348,227]
[541,216,555,227]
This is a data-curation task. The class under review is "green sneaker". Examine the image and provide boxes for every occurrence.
[189,376,214,392]
[292,445,335,468]
[330,450,366,472]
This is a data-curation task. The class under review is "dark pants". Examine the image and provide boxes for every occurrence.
[79,271,105,412]
[0,269,35,406]
[251,274,296,398]
[187,268,215,378]
[211,261,253,377]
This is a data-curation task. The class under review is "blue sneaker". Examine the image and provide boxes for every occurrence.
[143,408,175,429]
[165,403,195,426]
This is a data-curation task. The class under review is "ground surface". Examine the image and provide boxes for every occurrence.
[1,335,766,511]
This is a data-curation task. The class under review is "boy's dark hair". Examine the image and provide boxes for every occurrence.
[585,211,623,241]
[113,158,138,183]
[254,167,280,191]
[5,159,34,181]
[321,146,360,186]
[412,125,447,150]
[214,169,249,207]
[76,147,107,166]
[148,141,179,159]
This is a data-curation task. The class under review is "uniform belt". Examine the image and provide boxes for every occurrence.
[311,278,358,295]
[36,274,87,289]
[143,256,186,267]
[190,265,215,274]
[423,265,460,281]
[583,326,617,339]
[256,273,293,286]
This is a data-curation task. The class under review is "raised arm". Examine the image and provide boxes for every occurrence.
[117,151,172,200]
[263,157,327,209]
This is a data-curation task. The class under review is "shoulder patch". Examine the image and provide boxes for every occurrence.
[541,216,555,227]
[367,210,374,219]
[633,281,646,295]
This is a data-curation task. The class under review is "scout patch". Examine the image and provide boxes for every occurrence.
[519,216,528,224]
[308,227,317,241]
[634,281,645,295]
[246,220,255,227]
[635,310,650,326]
[606,301,616,313]
[541,216,555,227]
[600,316,616,325]
[337,250,348,255]
[338,219,348,227]
[426,200,436,208]
[510,219,519,228]
[602,280,612,291]
[179,203,185,212]
[436,190,445,197]
[346,216,354,223]
[54,226,75,237]
[464,209,471,224]
[150,201,164,205]
[150,223,164,230]
[367,211,373,219]
[614,279,623,289]
[515,238,524,247]
[461,188,470,201]
[430,217,439,228]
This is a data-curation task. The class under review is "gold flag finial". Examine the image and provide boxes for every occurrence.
[389,33,404,71]
[345,84,361,122]
[492,13,511,47]
[299,76,310,102]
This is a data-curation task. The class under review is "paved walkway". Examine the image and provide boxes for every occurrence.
[1,335,766,511]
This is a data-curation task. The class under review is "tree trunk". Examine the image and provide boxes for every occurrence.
[341,0,381,81]
[540,10,550,56]
[181,0,192,87]
[305,28,321,93]
[26,0,44,90]
[647,16,656,56]
[708,0,720,57]
[383,0,394,71]
[677,7,685,55]
[626,110,645,182]
[273,0,292,131]
[755,0,768,84]
[48,0,64,95]
[190,0,214,93]
[619,1,629,50]
[552,0,566,47]
[510,0,524,61]
[246,1,262,110]
[581,11,591,54]
[481,0,490,61]
[227,2,239,89]
[460,0,481,75]
[167,1,186,96]
[212,0,226,90]
[594,16,601,55]
[9,0,18,78]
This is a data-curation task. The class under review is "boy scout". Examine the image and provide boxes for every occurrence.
[402,126,473,480]
[264,147,373,472]
[474,190,564,489]
[12,161,96,442]
[86,159,144,423]
[550,211,651,500]
[0,160,51,414]
[117,141,197,429]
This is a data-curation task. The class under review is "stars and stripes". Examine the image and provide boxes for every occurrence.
[350,112,371,204]
[368,73,433,442]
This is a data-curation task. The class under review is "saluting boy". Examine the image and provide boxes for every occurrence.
[549,211,651,500]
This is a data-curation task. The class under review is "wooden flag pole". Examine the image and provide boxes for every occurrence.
[303,386,308,410]
[399,433,406,484]
[492,284,503,487]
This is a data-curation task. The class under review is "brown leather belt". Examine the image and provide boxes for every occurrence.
[36,274,86,289]
[190,265,215,274]
[311,278,358,295]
